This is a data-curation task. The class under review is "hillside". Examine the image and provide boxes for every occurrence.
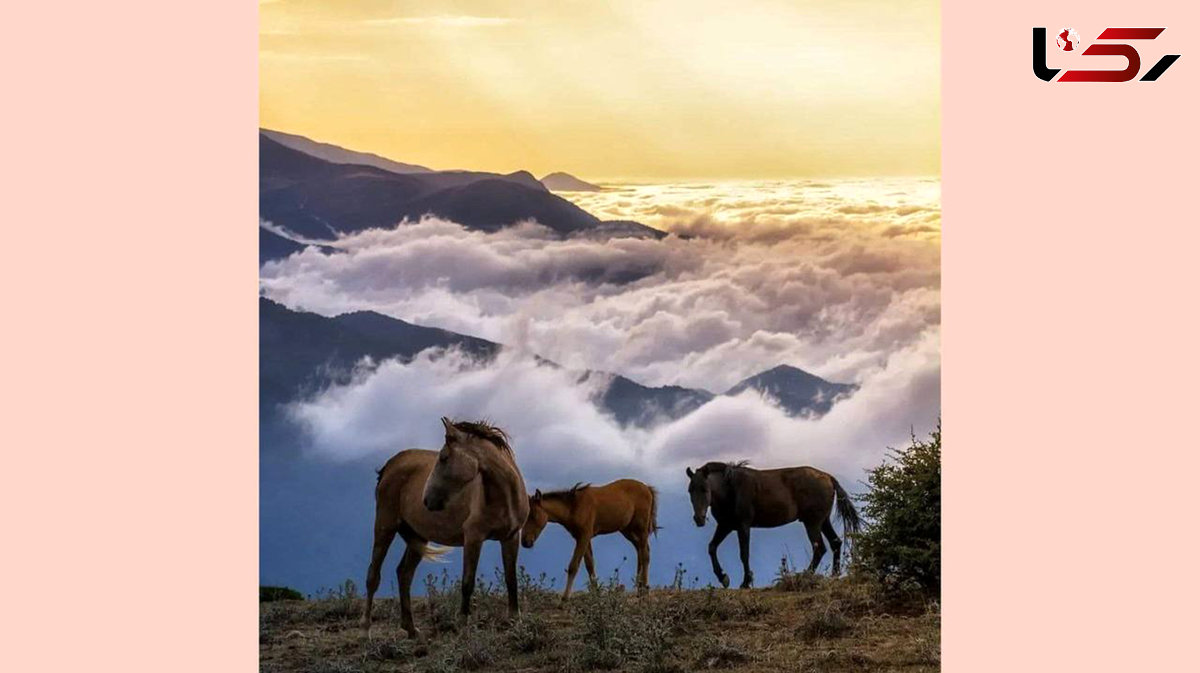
[259,573,940,672]
[259,133,662,242]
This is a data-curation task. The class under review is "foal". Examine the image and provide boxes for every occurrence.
[521,479,658,598]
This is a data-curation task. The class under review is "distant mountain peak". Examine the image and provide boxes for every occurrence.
[540,172,602,192]
[725,365,856,417]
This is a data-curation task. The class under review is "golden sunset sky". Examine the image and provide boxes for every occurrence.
[261,0,939,180]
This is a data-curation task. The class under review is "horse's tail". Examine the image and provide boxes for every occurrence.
[415,541,452,563]
[648,485,661,537]
[831,477,861,535]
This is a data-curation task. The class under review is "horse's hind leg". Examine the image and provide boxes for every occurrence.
[396,541,424,640]
[802,519,826,573]
[362,526,396,636]
[623,528,651,594]
[637,537,651,594]
[821,518,843,576]
[501,532,521,618]
[583,540,597,588]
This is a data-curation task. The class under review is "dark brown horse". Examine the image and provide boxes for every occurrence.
[685,461,860,588]
[362,418,529,639]
[521,479,658,598]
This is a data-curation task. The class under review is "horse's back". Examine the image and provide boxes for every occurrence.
[739,466,835,526]
[373,449,436,528]
[779,466,836,519]
[376,449,436,492]
[589,479,654,533]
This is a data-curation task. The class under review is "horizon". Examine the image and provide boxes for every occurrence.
[260,1,939,180]
[262,124,940,183]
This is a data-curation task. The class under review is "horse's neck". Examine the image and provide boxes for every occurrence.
[473,446,524,504]
[711,474,737,509]
[540,497,574,524]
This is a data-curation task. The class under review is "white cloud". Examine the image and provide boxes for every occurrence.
[287,327,939,489]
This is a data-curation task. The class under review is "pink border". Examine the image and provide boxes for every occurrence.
[7,2,1199,669]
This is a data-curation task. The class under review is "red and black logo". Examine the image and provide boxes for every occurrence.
[1033,27,1180,82]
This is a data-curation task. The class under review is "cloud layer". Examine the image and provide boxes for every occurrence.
[266,178,940,488]
[261,179,939,394]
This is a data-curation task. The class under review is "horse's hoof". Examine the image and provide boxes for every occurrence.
[718,574,730,588]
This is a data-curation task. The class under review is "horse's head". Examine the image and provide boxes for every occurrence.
[422,417,483,511]
[685,465,712,527]
[521,489,548,548]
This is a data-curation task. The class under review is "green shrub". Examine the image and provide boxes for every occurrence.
[507,613,553,653]
[854,422,941,596]
[259,586,304,602]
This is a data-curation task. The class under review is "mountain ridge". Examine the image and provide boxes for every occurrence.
[259,133,662,243]
[261,128,433,174]
[260,298,854,429]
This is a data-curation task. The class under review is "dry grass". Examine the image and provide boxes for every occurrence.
[260,569,939,673]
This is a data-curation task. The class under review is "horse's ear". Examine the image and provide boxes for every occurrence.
[686,467,694,478]
[532,489,542,502]
[441,416,458,439]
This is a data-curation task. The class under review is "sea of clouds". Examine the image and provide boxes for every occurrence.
[261,178,940,489]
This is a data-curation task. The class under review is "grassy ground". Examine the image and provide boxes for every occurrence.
[260,567,939,673]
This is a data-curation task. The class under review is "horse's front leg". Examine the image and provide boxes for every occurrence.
[736,526,753,588]
[501,532,521,619]
[562,535,589,600]
[708,523,733,588]
[460,536,483,620]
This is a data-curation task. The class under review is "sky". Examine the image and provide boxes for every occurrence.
[260,0,940,180]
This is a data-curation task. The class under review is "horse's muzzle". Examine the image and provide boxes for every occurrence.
[693,515,706,527]
[423,495,445,511]
[521,538,534,549]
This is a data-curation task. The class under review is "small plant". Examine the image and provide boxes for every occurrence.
[362,637,413,663]
[507,613,553,653]
[694,635,751,669]
[773,556,822,592]
[424,570,463,635]
[670,563,686,591]
[796,601,853,642]
[421,626,501,673]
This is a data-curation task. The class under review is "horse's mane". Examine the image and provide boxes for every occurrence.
[451,419,514,455]
[701,460,750,474]
[541,482,591,501]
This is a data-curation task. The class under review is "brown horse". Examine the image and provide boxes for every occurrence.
[362,418,529,639]
[521,479,658,598]
[685,461,860,588]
